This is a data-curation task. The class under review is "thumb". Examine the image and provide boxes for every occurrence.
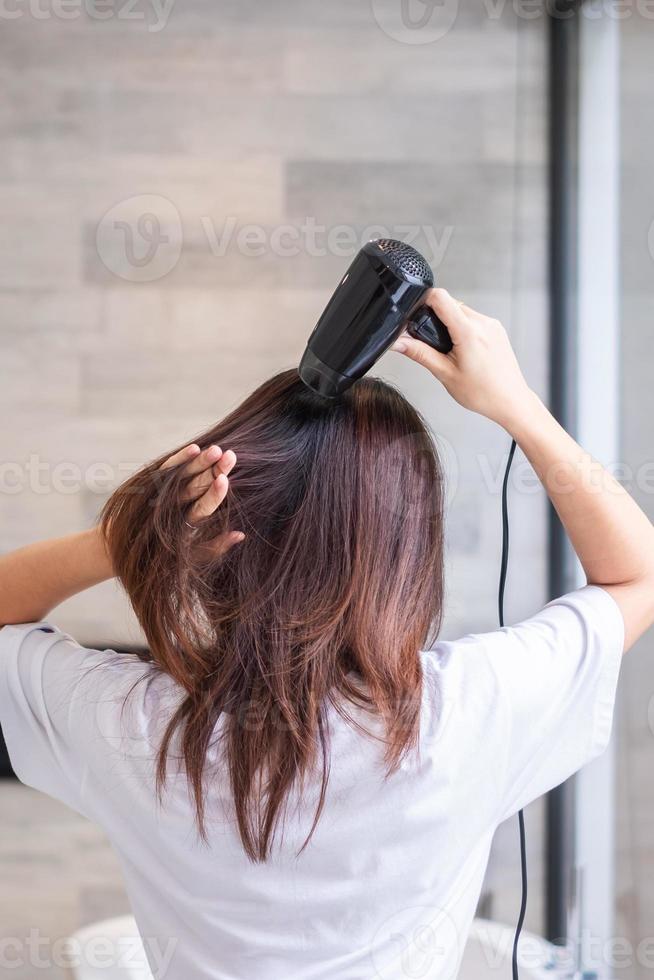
[391,334,453,382]
[423,287,470,345]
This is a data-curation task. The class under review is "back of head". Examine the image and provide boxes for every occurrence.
[102,369,445,860]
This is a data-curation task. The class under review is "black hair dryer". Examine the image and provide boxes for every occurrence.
[299,238,453,399]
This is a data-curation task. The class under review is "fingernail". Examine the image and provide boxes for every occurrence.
[392,340,408,353]
[235,532,245,543]
[188,444,201,455]
[207,445,221,459]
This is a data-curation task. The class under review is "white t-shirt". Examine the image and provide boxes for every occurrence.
[0,586,623,980]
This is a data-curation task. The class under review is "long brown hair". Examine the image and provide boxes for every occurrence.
[101,369,445,861]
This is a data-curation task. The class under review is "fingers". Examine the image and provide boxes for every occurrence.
[421,288,471,344]
[161,443,236,503]
[390,334,453,382]
[187,474,229,523]
[420,288,494,337]
[160,443,221,485]
[183,443,223,478]
[191,529,246,564]
[215,530,246,555]
[212,449,237,479]
[186,450,238,523]
[161,442,245,546]
[160,443,201,471]
[183,448,237,502]
[390,288,495,377]
[163,442,227,479]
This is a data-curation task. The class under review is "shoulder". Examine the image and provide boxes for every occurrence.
[419,633,506,743]
[0,620,178,740]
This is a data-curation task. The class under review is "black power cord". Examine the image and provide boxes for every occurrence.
[498,438,528,980]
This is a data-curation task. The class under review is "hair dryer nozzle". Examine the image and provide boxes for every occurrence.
[298,348,353,399]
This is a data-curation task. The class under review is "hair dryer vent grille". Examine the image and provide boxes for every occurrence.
[374,239,433,285]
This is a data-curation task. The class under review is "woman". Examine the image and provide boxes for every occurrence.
[1,290,652,980]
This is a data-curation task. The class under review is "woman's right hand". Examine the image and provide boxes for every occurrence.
[391,288,536,433]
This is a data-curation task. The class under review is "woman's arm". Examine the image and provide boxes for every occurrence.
[392,288,654,652]
[0,443,242,628]
[0,529,113,627]
[509,393,654,651]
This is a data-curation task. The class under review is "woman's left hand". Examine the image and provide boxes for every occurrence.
[160,443,245,555]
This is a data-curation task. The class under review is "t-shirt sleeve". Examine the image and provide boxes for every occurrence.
[0,621,102,817]
[440,585,624,824]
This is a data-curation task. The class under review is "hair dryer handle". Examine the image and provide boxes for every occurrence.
[406,306,453,355]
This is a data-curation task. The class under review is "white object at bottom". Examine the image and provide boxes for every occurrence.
[68,915,570,980]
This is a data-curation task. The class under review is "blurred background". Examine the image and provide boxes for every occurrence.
[0,0,651,978]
